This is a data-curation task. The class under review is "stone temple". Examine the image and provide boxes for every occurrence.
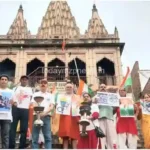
[0,0,124,90]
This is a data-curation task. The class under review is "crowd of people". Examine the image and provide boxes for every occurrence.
[0,74,150,149]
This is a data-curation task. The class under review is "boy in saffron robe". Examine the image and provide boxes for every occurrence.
[77,92,101,149]
[58,82,80,149]
[116,88,138,149]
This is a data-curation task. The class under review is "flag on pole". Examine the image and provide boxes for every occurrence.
[77,79,94,97]
[62,39,66,51]
[119,67,130,88]
[124,74,132,88]
[120,67,133,94]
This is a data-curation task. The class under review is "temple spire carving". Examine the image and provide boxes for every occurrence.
[85,4,108,38]
[114,26,119,38]
[7,5,31,39]
[37,0,80,39]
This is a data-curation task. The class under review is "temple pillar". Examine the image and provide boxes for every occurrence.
[65,52,69,78]
[114,51,120,85]
[23,51,27,75]
[18,49,24,82]
[44,53,48,78]
[117,48,123,84]
[86,49,93,84]
[15,52,20,83]
[92,50,98,87]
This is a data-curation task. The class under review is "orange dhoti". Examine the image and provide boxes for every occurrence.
[28,104,34,134]
[51,113,60,135]
[141,114,150,148]
[58,114,80,140]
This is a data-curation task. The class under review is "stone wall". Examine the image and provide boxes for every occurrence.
[131,61,141,101]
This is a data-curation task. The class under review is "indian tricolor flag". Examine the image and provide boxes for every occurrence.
[77,79,94,97]
[124,74,132,88]
[119,67,132,88]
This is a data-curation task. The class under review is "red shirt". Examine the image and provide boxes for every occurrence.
[116,108,138,135]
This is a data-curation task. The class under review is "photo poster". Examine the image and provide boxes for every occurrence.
[140,100,150,115]
[56,94,71,115]
[120,97,134,117]
[0,91,13,113]
[96,92,119,107]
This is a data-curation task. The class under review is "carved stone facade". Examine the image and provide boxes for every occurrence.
[7,5,31,39]
[37,0,80,39]
[85,4,108,38]
[0,0,124,88]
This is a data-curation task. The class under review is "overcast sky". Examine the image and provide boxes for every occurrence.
[0,0,150,74]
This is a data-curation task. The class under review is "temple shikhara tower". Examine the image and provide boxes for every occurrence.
[0,0,124,89]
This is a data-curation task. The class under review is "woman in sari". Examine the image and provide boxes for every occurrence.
[137,93,150,149]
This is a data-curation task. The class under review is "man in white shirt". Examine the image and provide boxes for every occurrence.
[31,79,54,149]
[9,75,33,149]
[0,74,14,148]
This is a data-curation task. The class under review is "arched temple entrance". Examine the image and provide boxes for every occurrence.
[68,58,86,85]
[0,58,16,81]
[48,58,65,81]
[27,58,44,86]
[97,58,115,85]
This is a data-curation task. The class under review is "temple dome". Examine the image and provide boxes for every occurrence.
[7,5,31,39]
[37,0,80,39]
[85,4,108,38]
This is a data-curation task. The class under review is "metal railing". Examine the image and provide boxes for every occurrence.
[28,75,87,87]
[8,75,116,87]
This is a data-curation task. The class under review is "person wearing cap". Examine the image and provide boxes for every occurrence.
[0,74,14,148]
[9,75,33,149]
[116,87,138,149]
[93,83,118,149]
[57,81,80,149]
[31,79,54,149]
[77,92,101,149]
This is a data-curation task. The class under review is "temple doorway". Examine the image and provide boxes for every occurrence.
[97,58,115,85]
[27,58,44,86]
[68,58,86,85]
[47,58,65,81]
[0,58,16,81]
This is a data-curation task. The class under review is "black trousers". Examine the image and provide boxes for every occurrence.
[9,106,29,149]
[0,120,11,148]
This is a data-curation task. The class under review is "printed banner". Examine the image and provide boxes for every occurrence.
[71,102,80,116]
[0,91,12,113]
[56,94,71,115]
[56,94,80,116]
[120,97,134,117]
[140,100,150,115]
[96,92,119,107]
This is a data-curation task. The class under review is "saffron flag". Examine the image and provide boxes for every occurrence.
[62,39,66,51]
[77,79,94,97]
